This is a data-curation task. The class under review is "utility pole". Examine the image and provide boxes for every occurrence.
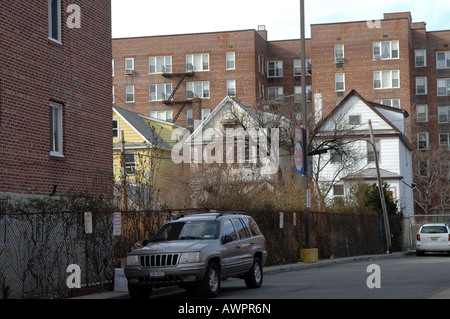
[120,130,128,211]
[368,120,391,254]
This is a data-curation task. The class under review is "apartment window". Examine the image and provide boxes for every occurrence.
[186,81,210,99]
[149,83,172,101]
[418,132,429,150]
[335,73,345,91]
[50,102,63,156]
[125,58,134,71]
[333,185,345,197]
[125,85,135,102]
[48,0,61,42]
[440,134,450,149]
[437,79,450,96]
[226,52,235,70]
[438,106,450,123]
[334,45,344,62]
[201,109,210,121]
[419,160,430,177]
[150,110,173,122]
[149,56,172,74]
[416,77,427,95]
[113,119,119,139]
[373,70,400,89]
[186,109,193,127]
[441,161,450,180]
[373,41,399,60]
[415,49,427,67]
[416,105,428,123]
[186,54,209,72]
[112,60,114,76]
[293,59,312,76]
[112,86,115,104]
[268,61,283,78]
[374,99,400,108]
[437,51,450,69]
[349,115,361,126]
[125,152,136,175]
[294,85,312,102]
[367,139,380,163]
[226,79,236,97]
[268,87,284,101]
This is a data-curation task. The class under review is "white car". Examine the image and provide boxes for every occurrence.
[416,223,450,256]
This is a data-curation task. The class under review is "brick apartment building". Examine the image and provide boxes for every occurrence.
[0,1,112,198]
[112,12,450,213]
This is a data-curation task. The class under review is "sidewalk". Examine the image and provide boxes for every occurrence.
[71,251,414,299]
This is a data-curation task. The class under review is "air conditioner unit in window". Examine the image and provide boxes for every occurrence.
[125,69,134,76]
[374,55,382,60]
[335,57,344,63]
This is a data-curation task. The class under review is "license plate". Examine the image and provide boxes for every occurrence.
[431,237,438,241]
[150,269,165,278]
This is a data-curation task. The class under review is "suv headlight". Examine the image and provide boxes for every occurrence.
[126,255,139,266]
[179,252,202,264]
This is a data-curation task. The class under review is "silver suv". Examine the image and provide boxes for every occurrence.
[124,212,268,299]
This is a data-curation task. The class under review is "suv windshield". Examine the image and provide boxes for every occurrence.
[151,220,220,242]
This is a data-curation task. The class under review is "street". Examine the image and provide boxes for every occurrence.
[141,253,450,300]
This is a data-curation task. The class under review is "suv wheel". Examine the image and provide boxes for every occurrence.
[245,257,263,289]
[128,283,152,299]
[198,262,220,298]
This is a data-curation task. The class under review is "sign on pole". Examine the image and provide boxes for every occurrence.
[279,212,284,229]
[113,212,122,236]
[294,126,310,175]
[84,212,93,234]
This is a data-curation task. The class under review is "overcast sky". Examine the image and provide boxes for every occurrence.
[112,0,450,40]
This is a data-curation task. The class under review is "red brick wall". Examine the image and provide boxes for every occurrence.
[0,1,112,197]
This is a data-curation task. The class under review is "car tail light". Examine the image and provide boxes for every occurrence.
[417,234,421,241]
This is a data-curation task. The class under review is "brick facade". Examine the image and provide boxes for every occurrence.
[0,1,112,197]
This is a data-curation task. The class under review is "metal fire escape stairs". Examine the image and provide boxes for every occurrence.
[162,66,194,124]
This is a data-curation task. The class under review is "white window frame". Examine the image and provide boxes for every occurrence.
[438,106,450,123]
[149,83,173,102]
[437,79,450,96]
[437,51,450,69]
[125,58,134,71]
[150,110,173,122]
[294,85,312,102]
[373,41,399,60]
[186,81,210,99]
[335,73,345,92]
[125,85,135,103]
[416,77,428,95]
[415,49,427,67]
[113,119,119,139]
[125,151,136,175]
[226,79,236,97]
[418,132,429,150]
[149,56,172,74]
[268,61,283,78]
[349,115,361,126]
[367,139,381,164]
[186,109,193,127]
[201,108,210,121]
[418,160,430,178]
[48,0,61,43]
[50,102,63,157]
[186,54,209,72]
[226,52,235,70]
[439,133,450,149]
[374,99,400,108]
[416,105,428,123]
[293,59,312,76]
[334,44,345,62]
[268,87,284,101]
[373,70,400,89]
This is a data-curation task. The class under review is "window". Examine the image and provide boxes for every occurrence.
[373,70,400,89]
[50,102,63,156]
[48,0,61,42]
[374,99,400,108]
[125,152,136,175]
[222,220,238,241]
[437,51,450,69]
[227,79,236,97]
[268,61,283,78]
[186,109,193,127]
[367,139,380,163]
[333,185,344,197]
[226,52,235,70]
[437,79,450,96]
[330,151,342,164]
[150,110,173,122]
[419,160,430,177]
[294,59,311,76]
[416,77,427,95]
[113,119,119,139]
[186,54,209,72]
[186,81,210,99]
[232,218,251,239]
[294,85,312,102]
[349,115,361,126]
[149,56,172,74]
[440,161,450,180]
[415,49,427,67]
[440,133,450,149]
[268,87,284,101]
[125,58,134,72]
[201,109,210,121]
[438,106,450,123]
[125,85,134,102]
[149,83,172,101]
[416,105,428,123]
[418,132,429,150]
[334,45,344,62]
[373,41,399,60]
[112,60,114,76]
[335,73,345,91]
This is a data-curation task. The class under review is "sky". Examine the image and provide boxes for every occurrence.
[112,0,450,41]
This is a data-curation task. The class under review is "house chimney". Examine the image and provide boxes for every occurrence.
[193,95,202,122]
[257,25,267,41]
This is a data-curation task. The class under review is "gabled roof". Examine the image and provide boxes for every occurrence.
[113,105,172,150]
[342,168,403,181]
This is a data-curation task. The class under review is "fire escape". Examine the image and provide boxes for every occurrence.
[162,64,194,124]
